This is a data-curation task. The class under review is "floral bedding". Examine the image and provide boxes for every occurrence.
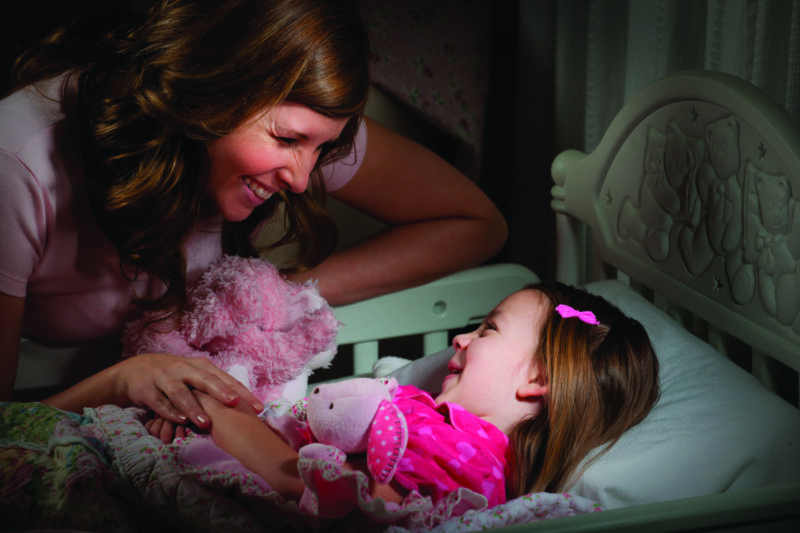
[0,402,600,532]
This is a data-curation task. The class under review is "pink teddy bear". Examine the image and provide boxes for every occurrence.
[121,255,341,404]
[284,377,409,482]
[274,377,409,516]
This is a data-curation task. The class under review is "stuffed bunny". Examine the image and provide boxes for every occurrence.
[299,377,409,484]
[121,255,341,404]
[273,376,507,517]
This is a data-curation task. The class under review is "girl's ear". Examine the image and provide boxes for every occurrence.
[518,380,548,398]
[517,360,548,399]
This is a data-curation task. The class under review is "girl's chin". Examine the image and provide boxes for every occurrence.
[435,385,455,405]
[441,373,459,388]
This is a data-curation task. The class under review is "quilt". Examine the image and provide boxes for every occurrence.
[0,402,600,532]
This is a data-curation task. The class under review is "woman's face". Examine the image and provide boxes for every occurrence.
[206,102,348,222]
[437,289,550,433]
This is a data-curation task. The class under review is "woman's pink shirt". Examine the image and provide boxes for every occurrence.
[0,74,365,342]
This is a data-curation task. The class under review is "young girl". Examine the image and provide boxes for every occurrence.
[188,281,660,515]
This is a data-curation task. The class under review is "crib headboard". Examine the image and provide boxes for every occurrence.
[551,70,800,397]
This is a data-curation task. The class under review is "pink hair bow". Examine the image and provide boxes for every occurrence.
[555,304,600,325]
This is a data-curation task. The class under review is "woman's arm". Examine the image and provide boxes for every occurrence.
[0,292,259,424]
[42,354,263,429]
[2,289,261,424]
[288,117,508,306]
[194,391,405,504]
[0,292,24,401]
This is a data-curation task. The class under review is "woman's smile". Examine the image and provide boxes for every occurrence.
[243,176,274,202]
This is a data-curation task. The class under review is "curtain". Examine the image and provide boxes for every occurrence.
[554,0,800,154]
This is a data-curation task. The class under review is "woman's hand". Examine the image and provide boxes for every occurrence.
[116,353,263,428]
[44,353,263,427]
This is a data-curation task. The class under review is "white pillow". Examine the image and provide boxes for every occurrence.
[388,346,453,392]
[389,280,800,509]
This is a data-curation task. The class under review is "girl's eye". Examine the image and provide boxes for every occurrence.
[277,137,297,145]
[479,322,497,336]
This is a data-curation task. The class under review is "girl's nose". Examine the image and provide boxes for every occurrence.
[453,332,471,352]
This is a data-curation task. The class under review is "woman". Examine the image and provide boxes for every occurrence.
[0,0,507,426]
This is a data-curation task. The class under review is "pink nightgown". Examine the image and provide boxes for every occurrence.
[273,383,509,517]
[387,385,508,506]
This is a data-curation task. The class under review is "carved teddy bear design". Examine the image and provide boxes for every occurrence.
[616,112,800,333]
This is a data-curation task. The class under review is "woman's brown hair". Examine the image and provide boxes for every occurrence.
[12,0,369,317]
[505,282,660,498]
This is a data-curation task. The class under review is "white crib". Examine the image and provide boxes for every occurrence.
[327,70,800,531]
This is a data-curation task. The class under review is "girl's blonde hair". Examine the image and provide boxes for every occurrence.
[12,0,369,317]
[506,282,660,498]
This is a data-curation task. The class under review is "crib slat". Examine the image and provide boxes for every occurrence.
[353,340,379,375]
[423,331,448,355]
[752,349,784,398]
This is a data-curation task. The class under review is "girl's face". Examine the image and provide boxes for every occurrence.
[437,289,550,434]
[205,102,348,222]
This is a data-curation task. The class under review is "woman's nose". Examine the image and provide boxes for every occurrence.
[281,168,310,194]
[281,151,317,193]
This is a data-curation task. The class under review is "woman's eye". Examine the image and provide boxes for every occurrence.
[277,137,297,145]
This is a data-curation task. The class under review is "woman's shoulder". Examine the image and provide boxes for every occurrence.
[320,118,367,192]
[0,72,76,154]
[0,73,84,197]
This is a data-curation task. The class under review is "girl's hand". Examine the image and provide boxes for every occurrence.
[115,353,263,429]
[145,414,190,444]
[192,390,405,504]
